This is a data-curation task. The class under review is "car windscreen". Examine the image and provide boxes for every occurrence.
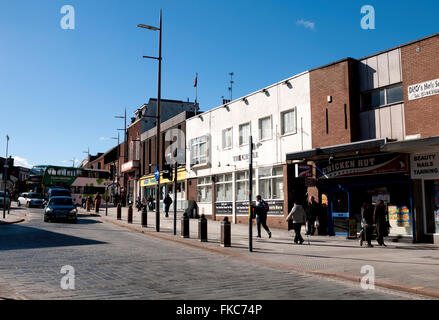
[28,193,42,199]
[49,198,73,206]
[50,190,71,197]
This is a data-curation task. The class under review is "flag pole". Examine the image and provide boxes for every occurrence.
[194,72,198,115]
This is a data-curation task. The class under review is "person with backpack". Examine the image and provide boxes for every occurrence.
[255,195,272,239]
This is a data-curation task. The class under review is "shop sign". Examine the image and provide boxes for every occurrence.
[296,164,312,178]
[215,202,232,215]
[410,152,439,179]
[233,151,258,162]
[236,200,284,216]
[408,78,439,101]
[140,168,187,187]
[316,153,408,179]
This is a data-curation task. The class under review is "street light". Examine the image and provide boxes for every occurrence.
[3,134,10,219]
[115,109,128,205]
[138,9,162,233]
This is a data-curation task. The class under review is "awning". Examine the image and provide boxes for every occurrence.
[286,138,388,162]
[381,135,439,153]
[121,160,140,173]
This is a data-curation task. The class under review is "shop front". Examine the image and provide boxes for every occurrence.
[315,153,414,239]
[140,167,187,211]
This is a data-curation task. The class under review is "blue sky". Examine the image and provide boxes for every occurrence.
[0,0,438,168]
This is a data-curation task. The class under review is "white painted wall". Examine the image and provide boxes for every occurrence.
[185,72,312,215]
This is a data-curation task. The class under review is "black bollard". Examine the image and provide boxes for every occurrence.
[181,212,189,238]
[141,205,147,227]
[221,217,231,247]
[127,205,133,224]
[117,203,122,220]
[198,214,208,242]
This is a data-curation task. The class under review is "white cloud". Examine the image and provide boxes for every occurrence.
[13,156,32,168]
[98,137,108,141]
[297,19,315,30]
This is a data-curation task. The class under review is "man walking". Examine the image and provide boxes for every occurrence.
[286,201,306,244]
[306,196,319,235]
[164,192,173,218]
[255,195,272,239]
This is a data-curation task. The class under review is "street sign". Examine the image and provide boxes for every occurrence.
[154,168,160,180]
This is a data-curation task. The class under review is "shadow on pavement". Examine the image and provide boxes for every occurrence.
[0,224,106,251]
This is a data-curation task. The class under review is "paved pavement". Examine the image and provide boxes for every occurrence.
[0,204,27,225]
[94,205,439,298]
[0,204,429,300]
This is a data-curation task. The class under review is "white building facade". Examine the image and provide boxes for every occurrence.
[185,71,312,227]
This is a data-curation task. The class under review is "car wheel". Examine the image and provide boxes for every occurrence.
[17,201,21,207]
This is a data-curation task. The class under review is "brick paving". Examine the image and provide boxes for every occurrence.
[0,206,429,300]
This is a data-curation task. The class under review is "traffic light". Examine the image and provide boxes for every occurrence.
[162,164,173,181]
[5,157,14,180]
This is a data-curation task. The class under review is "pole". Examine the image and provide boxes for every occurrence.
[3,136,9,219]
[124,107,127,205]
[248,135,253,252]
[155,9,162,232]
[173,162,178,235]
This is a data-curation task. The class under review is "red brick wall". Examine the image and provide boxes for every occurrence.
[401,35,439,138]
[310,59,358,148]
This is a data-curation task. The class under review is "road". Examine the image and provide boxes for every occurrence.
[0,205,429,300]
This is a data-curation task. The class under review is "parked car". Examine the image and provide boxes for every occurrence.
[25,192,45,208]
[44,196,77,223]
[0,191,11,209]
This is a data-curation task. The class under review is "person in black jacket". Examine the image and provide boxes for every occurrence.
[164,193,173,218]
[255,195,272,239]
[374,200,388,247]
[306,196,319,235]
[359,202,374,247]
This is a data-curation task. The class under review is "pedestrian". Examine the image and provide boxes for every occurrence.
[286,201,306,244]
[255,195,272,238]
[86,195,93,212]
[306,196,319,235]
[374,200,389,247]
[95,192,102,213]
[147,194,154,211]
[359,202,374,247]
[164,193,173,217]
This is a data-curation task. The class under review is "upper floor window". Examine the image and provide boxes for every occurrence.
[361,84,403,111]
[239,123,250,146]
[190,135,209,166]
[222,128,233,150]
[259,116,272,141]
[281,108,297,135]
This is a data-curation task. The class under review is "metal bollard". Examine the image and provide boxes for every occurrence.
[221,217,231,247]
[141,205,147,227]
[117,203,122,220]
[181,212,189,238]
[198,214,207,242]
[127,205,133,224]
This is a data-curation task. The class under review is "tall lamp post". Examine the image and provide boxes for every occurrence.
[3,135,10,219]
[138,9,162,232]
[111,132,120,203]
[115,108,127,205]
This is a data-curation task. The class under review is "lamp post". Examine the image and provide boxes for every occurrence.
[115,108,127,205]
[111,132,120,204]
[138,9,162,232]
[3,135,9,219]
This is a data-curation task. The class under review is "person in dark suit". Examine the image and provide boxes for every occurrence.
[374,200,388,246]
[255,195,272,239]
[164,193,173,218]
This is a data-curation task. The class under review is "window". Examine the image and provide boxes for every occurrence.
[190,136,209,166]
[197,176,212,203]
[135,141,140,161]
[361,84,404,111]
[235,170,255,201]
[222,128,233,149]
[129,141,134,161]
[259,116,272,141]
[215,174,233,202]
[281,108,297,135]
[258,166,284,200]
[56,168,67,176]
[239,123,250,146]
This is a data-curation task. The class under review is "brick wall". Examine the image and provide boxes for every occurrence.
[310,59,359,148]
[401,35,439,138]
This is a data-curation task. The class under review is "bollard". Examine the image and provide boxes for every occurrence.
[198,214,208,242]
[141,205,147,227]
[181,212,189,238]
[127,205,133,224]
[95,201,99,214]
[117,203,122,220]
[221,217,231,247]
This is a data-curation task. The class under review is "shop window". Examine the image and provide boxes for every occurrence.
[235,170,255,201]
[281,108,297,135]
[197,176,212,203]
[215,174,233,202]
[258,166,284,200]
[361,83,403,111]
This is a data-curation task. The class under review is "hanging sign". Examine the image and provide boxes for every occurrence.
[410,152,439,179]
